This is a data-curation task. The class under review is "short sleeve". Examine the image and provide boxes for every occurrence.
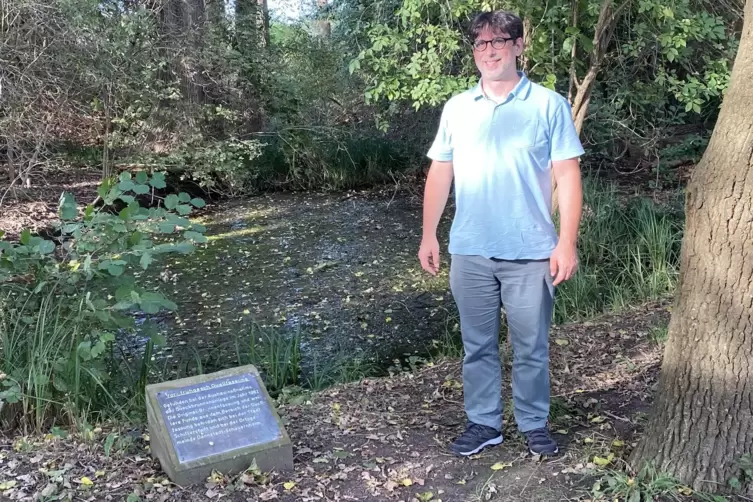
[427,103,453,162]
[549,96,585,161]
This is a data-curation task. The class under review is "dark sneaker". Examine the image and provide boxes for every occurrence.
[449,423,503,456]
[524,427,559,456]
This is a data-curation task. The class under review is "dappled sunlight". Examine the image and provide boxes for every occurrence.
[205,223,283,242]
[193,203,281,227]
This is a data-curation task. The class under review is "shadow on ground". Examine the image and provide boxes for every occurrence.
[0,302,673,501]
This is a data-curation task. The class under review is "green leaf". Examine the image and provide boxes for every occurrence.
[38,240,55,255]
[118,180,135,192]
[150,333,167,347]
[348,57,360,74]
[164,194,179,210]
[115,285,133,302]
[140,253,153,270]
[159,223,176,233]
[166,214,191,227]
[190,198,206,208]
[150,173,167,189]
[140,292,177,314]
[135,171,148,184]
[84,204,95,220]
[178,192,191,203]
[107,263,125,277]
[59,192,78,220]
[20,229,31,245]
[176,204,192,215]
[133,184,150,195]
[184,231,207,243]
[128,231,143,246]
[175,242,194,254]
[98,179,113,199]
[78,341,93,361]
[119,195,136,205]
[104,432,117,458]
[119,172,132,182]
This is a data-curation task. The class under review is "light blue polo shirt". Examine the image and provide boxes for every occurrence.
[427,72,584,260]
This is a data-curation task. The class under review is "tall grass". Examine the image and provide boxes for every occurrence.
[234,322,302,396]
[0,286,123,432]
[553,180,683,324]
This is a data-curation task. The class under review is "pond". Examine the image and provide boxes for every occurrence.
[121,190,461,384]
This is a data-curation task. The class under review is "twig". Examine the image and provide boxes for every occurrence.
[519,460,541,497]
[604,410,632,423]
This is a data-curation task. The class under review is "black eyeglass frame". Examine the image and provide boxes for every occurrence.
[472,37,517,51]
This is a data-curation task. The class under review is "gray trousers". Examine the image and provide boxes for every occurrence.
[449,255,555,433]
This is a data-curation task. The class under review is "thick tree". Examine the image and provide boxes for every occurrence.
[629,0,753,494]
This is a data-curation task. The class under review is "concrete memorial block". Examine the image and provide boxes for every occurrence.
[146,365,293,486]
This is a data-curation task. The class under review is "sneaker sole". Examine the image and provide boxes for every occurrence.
[450,436,503,456]
[529,446,559,456]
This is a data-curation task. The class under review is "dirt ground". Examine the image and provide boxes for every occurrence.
[0,302,674,502]
[0,167,102,241]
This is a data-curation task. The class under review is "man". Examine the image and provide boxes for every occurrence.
[418,10,584,457]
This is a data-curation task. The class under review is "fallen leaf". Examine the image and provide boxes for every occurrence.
[678,486,693,496]
[590,416,606,423]
[612,439,625,447]
[80,477,94,486]
[401,478,413,487]
[555,339,569,346]
[417,491,434,501]
[592,454,614,467]
[491,462,512,471]
[0,481,17,490]
[283,481,296,490]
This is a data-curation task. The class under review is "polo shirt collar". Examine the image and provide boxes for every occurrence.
[472,71,532,102]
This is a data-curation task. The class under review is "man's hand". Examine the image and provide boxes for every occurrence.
[549,241,578,286]
[419,235,441,276]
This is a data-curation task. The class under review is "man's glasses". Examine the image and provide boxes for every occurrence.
[472,37,515,51]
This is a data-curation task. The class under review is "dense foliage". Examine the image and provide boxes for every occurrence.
[1,0,742,193]
[349,0,739,163]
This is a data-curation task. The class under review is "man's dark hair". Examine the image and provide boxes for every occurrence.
[469,10,524,41]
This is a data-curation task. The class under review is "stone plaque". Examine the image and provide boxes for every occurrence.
[146,365,293,486]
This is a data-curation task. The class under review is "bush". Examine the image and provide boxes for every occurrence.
[0,171,206,432]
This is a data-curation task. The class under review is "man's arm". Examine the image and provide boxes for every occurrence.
[418,160,454,276]
[550,158,582,285]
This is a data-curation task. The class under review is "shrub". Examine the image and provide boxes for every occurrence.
[0,171,206,432]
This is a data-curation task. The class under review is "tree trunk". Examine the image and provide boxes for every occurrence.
[236,0,269,48]
[629,0,753,494]
[312,0,331,39]
[552,0,623,213]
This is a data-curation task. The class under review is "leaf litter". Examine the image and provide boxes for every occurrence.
[0,299,671,501]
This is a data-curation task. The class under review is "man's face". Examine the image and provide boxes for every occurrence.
[472,26,523,81]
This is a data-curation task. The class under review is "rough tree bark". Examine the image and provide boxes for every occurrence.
[629,0,753,494]
[312,0,331,39]
[236,0,269,48]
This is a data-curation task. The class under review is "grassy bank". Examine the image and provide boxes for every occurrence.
[0,178,684,433]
